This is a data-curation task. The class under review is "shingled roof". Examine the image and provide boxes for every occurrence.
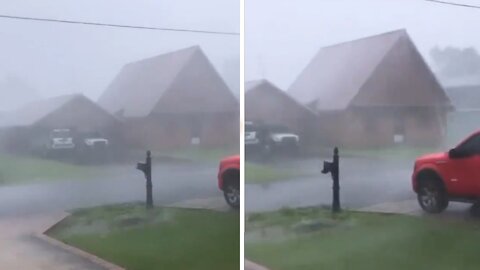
[288,29,451,111]
[98,46,238,117]
[246,79,316,116]
[0,94,115,128]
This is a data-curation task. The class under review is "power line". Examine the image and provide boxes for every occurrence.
[424,0,480,9]
[0,14,239,36]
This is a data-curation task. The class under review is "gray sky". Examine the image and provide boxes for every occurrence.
[0,0,239,104]
[246,0,480,90]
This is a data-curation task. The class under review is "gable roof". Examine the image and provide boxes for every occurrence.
[246,79,316,116]
[288,29,451,111]
[0,94,78,128]
[0,94,115,128]
[98,46,235,117]
[245,79,267,92]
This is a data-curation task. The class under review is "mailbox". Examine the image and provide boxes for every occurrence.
[322,147,341,213]
[136,150,153,209]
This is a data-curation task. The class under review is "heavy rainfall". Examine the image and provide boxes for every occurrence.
[0,1,240,269]
[246,0,480,212]
[244,1,480,270]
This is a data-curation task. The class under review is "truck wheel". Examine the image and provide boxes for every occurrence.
[417,177,448,213]
[469,201,480,217]
[222,170,239,209]
[224,183,239,209]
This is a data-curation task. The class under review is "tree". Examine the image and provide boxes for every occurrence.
[430,46,480,79]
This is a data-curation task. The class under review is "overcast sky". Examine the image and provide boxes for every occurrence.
[0,0,239,104]
[3,0,480,108]
[246,0,480,90]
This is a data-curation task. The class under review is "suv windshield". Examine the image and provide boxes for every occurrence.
[50,130,71,138]
[84,131,102,138]
[267,125,290,133]
[245,123,257,132]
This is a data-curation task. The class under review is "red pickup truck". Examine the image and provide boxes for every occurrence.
[412,130,480,213]
[218,155,240,209]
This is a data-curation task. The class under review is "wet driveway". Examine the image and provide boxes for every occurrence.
[246,156,418,213]
[0,162,221,216]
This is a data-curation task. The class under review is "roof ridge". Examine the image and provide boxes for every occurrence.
[349,32,404,106]
[288,29,408,109]
[150,47,202,114]
[247,79,317,116]
[35,95,80,124]
[245,79,270,90]
[246,79,268,84]
[126,45,200,68]
[321,29,406,50]
[100,46,202,117]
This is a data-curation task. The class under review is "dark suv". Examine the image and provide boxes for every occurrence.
[245,121,299,158]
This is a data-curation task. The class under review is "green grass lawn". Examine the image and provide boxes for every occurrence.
[245,162,311,184]
[246,207,480,270]
[49,203,240,270]
[0,154,108,186]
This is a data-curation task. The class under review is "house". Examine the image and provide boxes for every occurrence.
[245,79,317,149]
[444,84,480,144]
[0,94,119,153]
[98,46,239,150]
[288,29,452,148]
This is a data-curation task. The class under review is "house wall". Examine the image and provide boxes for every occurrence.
[317,107,447,148]
[0,127,31,153]
[121,112,238,150]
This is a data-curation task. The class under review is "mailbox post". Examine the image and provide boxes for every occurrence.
[321,147,341,213]
[137,150,153,209]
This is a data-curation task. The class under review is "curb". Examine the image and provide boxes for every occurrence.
[245,259,270,270]
[358,200,421,216]
[35,213,125,270]
[34,200,232,270]
[167,196,231,212]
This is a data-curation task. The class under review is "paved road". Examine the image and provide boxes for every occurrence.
[0,161,224,270]
[0,162,221,216]
[246,156,417,213]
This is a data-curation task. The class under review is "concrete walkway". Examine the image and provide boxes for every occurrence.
[359,199,422,216]
[245,259,270,270]
[358,199,473,219]
[0,195,231,270]
[0,213,111,270]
